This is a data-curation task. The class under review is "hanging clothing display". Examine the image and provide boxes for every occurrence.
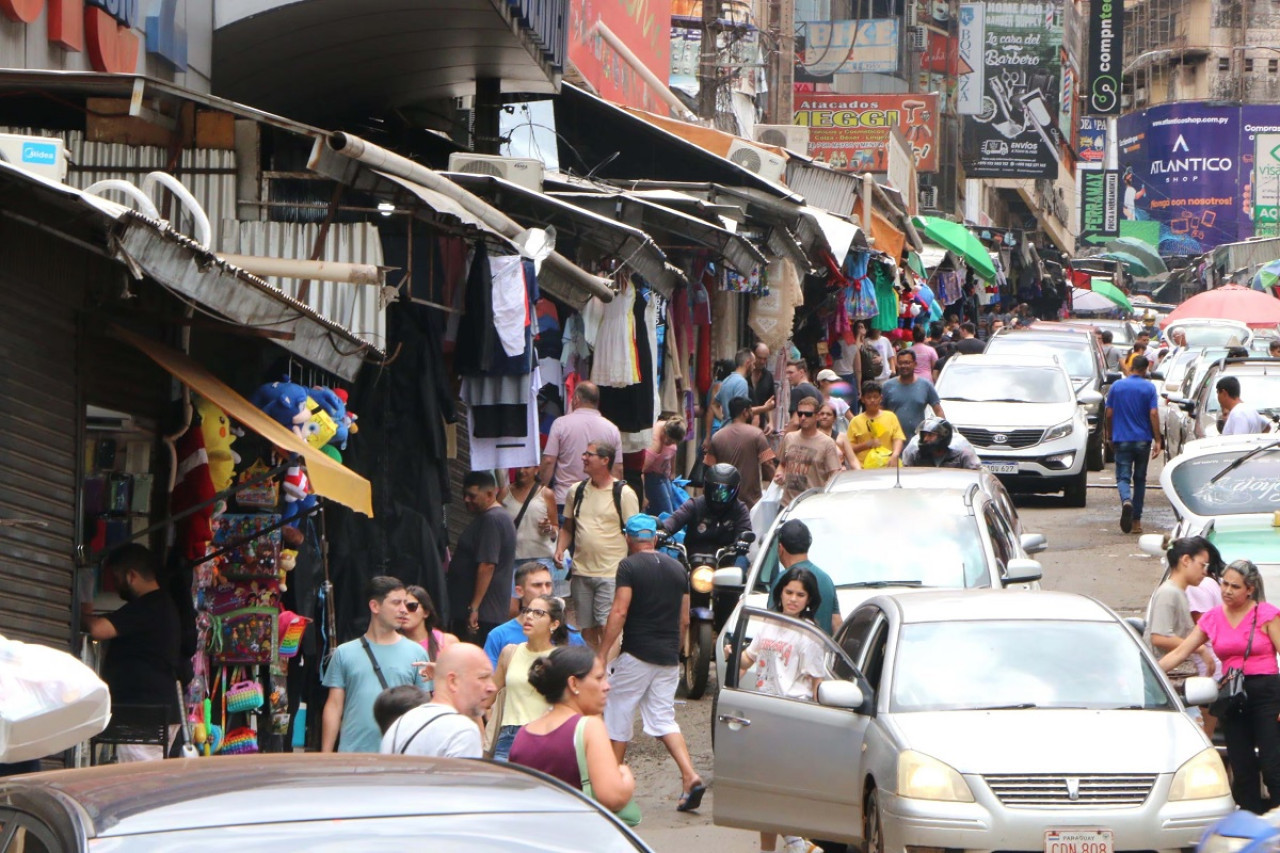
[462,374,529,438]
[870,261,900,332]
[455,249,536,375]
[844,252,879,320]
[599,283,657,436]
[491,255,530,358]
[468,368,543,470]
[589,281,641,388]
[749,257,803,352]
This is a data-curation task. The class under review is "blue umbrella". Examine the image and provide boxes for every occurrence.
[1252,258,1280,291]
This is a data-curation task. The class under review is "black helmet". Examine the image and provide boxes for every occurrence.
[918,417,954,455]
[705,463,741,509]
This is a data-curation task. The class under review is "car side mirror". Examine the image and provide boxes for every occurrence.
[1151,371,1165,381]
[1124,616,1146,637]
[1077,389,1104,407]
[818,680,865,710]
[1003,558,1042,585]
[1170,397,1196,413]
[713,566,746,588]
[1105,371,1124,384]
[1020,532,1048,555]
[1138,533,1166,557]
[1183,676,1219,707]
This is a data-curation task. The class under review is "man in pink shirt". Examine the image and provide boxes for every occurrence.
[538,381,623,512]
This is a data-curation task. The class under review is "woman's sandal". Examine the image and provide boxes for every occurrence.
[676,781,707,812]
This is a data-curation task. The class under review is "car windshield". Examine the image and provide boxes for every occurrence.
[1161,350,1200,388]
[1204,373,1280,415]
[1172,324,1249,347]
[938,364,1071,403]
[890,620,1173,712]
[1169,447,1280,516]
[763,492,989,590]
[986,339,1093,379]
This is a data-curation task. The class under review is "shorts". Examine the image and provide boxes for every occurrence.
[603,652,681,741]
[571,575,616,629]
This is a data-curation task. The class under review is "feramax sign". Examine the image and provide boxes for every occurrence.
[0,0,187,73]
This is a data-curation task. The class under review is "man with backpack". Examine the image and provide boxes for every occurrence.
[554,440,639,649]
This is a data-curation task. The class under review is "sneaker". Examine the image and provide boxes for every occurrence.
[1132,521,1144,535]
[1120,501,1134,534]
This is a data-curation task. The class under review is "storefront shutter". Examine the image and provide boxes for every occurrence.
[0,224,84,651]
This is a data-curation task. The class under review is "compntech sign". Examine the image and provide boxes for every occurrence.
[0,0,187,73]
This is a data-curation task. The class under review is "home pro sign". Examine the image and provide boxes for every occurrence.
[0,0,187,73]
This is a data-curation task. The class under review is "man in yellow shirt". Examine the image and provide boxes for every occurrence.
[846,380,906,467]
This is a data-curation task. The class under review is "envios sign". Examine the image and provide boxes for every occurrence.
[0,0,187,73]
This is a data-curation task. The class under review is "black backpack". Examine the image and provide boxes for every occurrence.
[572,479,628,535]
[859,343,883,380]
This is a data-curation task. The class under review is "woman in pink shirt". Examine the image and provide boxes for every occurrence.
[1160,560,1280,813]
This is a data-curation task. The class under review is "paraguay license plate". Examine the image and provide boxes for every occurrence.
[1044,829,1113,853]
[982,461,1019,475]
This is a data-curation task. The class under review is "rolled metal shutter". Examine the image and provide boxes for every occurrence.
[0,225,83,651]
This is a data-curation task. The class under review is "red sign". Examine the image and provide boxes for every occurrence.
[793,93,940,172]
[920,29,966,75]
[0,0,183,73]
[569,0,673,114]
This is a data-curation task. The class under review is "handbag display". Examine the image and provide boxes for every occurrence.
[1211,607,1258,718]
[573,716,641,827]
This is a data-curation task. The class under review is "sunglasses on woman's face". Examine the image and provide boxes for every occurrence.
[405,602,421,612]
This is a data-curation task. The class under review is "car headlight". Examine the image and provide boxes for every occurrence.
[1043,420,1075,442]
[1169,747,1230,800]
[690,565,715,594]
[897,750,975,802]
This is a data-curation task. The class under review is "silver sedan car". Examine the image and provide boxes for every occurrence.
[713,589,1232,853]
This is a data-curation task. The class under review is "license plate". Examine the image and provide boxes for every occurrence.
[982,461,1019,475]
[1045,829,1113,853]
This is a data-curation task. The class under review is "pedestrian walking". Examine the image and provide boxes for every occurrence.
[880,350,944,439]
[775,396,844,505]
[377,643,497,758]
[784,359,823,431]
[484,562,586,667]
[1104,355,1162,534]
[398,584,458,690]
[502,465,561,593]
[748,342,777,433]
[599,514,707,812]
[1143,537,1217,727]
[846,380,905,468]
[773,519,841,636]
[1159,560,1280,813]
[448,470,518,646]
[642,416,687,515]
[538,381,623,512]
[321,576,426,753]
[493,594,571,760]
[706,396,777,508]
[555,440,640,648]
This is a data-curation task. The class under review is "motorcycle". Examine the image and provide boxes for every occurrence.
[658,530,754,700]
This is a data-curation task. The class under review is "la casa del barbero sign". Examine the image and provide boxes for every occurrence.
[0,0,187,73]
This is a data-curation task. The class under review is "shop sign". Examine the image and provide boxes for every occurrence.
[955,3,985,115]
[1252,132,1280,236]
[921,29,963,75]
[794,19,899,81]
[793,93,939,173]
[1086,0,1122,115]
[1078,168,1119,246]
[569,0,673,114]
[0,0,186,72]
[1078,116,1106,162]
[960,0,1064,180]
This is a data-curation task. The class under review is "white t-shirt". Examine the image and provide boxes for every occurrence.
[745,621,827,701]
[1223,403,1268,436]
[872,336,896,379]
[380,704,482,758]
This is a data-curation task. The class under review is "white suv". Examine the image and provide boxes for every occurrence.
[936,353,1090,506]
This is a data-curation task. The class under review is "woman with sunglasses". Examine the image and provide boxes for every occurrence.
[492,594,570,760]
[1159,559,1280,812]
[399,585,458,691]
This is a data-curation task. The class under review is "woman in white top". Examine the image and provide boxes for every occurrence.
[493,594,569,760]
[503,466,562,594]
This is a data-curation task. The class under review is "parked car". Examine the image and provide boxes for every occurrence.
[1167,357,1280,443]
[1056,318,1138,346]
[936,353,1090,506]
[0,754,654,852]
[1163,349,1233,458]
[1164,318,1254,350]
[712,468,1046,691]
[713,589,1231,852]
[1139,433,1280,603]
[985,327,1119,470]
[1156,348,1214,460]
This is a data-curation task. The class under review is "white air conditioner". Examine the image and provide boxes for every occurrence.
[1135,86,1148,104]
[0,133,67,182]
[726,139,787,183]
[447,153,544,192]
[919,186,939,209]
[906,3,920,27]
[908,26,928,52]
[755,125,811,152]
[1121,93,1134,108]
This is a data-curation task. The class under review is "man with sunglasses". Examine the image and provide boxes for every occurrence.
[775,396,843,505]
[483,562,586,667]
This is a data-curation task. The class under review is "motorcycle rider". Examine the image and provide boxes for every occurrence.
[661,463,752,558]
[902,417,981,470]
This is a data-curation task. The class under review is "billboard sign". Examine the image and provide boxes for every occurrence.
[1252,129,1280,237]
[1078,116,1107,163]
[1086,0,1123,115]
[1078,169,1120,246]
[955,3,985,115]
[794,93,939,172]
[569,0,673,113]
[961,0,1064,179]
[795,19,900,81]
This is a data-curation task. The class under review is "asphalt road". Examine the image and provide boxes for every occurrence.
[627,461,1174,852]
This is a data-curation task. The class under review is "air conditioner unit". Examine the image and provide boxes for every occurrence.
[1121,93,1134,108]
[754,125,811,152]
[905,2,919,26]
[447,153,544,192]
[726,139,787,183]
[1135,86,1148,104]
[908,26,928,52]
[919,186,939,209]
[0,133,67,182]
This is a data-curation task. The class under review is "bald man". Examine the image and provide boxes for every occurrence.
[378,643,496,757]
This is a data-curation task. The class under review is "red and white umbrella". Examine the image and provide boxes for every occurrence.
[1160,284,1280,329]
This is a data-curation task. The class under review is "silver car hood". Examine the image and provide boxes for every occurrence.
[889,709,1206,774]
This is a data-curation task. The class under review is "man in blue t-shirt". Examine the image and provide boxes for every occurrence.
[1105,355,1162,535]
[483,562,585,666]
[715,349,753,431]
[881,349,944,438]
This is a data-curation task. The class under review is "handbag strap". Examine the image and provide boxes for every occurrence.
[572,716,593,798]
[394,707,460,754]
[359,635,390,691]
[1243,606,1260,664]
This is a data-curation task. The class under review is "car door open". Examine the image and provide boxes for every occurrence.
[713,606,873,843]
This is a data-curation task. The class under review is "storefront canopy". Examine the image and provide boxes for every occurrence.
[114,327,374,517]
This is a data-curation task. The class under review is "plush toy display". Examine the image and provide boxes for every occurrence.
[309,386,357,462]
[281,462,317,526]
[195,396,238,493]
[250,379,311,438]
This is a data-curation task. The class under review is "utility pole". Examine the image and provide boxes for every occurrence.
[766,0,795,125]
[698,0,722,119]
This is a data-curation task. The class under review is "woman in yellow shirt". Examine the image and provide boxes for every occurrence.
[846,380,906,468]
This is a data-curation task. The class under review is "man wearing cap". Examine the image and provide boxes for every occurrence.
[599,515,707,812]
[816,369,851,431]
